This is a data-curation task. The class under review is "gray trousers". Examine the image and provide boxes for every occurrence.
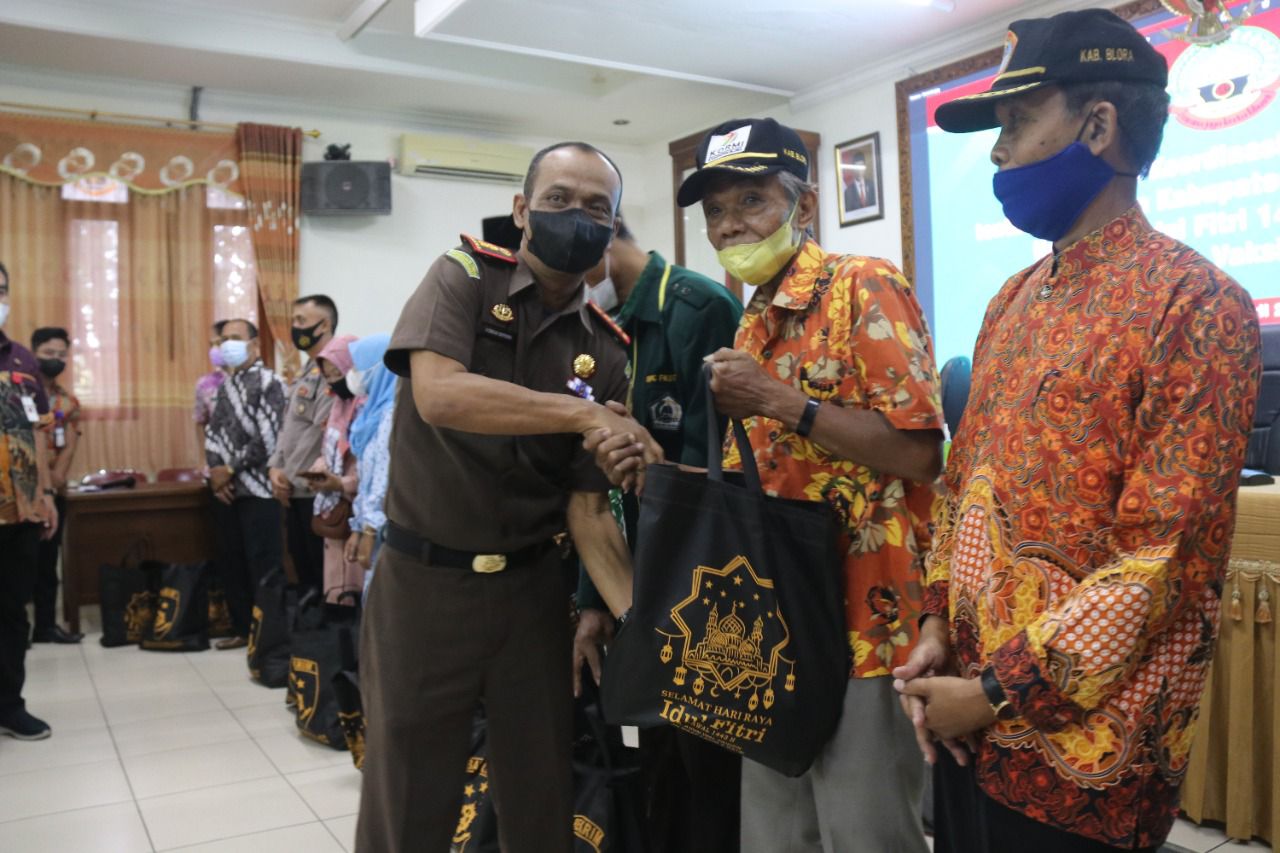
[741,676,928,853]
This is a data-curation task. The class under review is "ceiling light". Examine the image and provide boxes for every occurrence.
[415,0,471,37]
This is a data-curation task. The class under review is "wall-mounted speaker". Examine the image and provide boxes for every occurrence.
[301,161,392,215]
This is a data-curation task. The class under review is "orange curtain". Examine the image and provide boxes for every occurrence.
[0,112,249,478]
[236,123,302,377]
[1,174,220,477]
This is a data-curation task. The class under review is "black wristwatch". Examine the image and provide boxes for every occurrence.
[980,666,1015,720]
[796,397,821,438]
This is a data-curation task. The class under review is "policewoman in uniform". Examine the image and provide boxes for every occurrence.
[356,141,661,853]
[574,217,744,852]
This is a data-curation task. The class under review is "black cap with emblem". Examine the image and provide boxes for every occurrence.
[676,117,810,207]
[936,8,1168,134]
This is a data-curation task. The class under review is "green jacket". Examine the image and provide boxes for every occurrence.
[578,251,742,612]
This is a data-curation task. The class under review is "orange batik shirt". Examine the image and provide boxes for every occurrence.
[725,239,944,679]
[923,207,1260,849]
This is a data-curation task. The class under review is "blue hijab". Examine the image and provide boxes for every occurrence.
[347,333,393,460]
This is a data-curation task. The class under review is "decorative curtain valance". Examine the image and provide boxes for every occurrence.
[0,112,242,195]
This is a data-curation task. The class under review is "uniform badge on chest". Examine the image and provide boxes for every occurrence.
[573,354,597,379]
[650,395,683,432]
[491,304,514,323]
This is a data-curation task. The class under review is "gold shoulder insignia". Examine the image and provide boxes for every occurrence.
[587,301,631,346]
[460,234,517,264]
[445,249,480,280]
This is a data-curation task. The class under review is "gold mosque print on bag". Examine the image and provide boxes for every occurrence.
[152,587,181,639]
[124,591,154,643]
[654,555,796,752]
[247,606,263,661]
[290,656,327,743]
[452,752,490,850]
[338,709,365,769]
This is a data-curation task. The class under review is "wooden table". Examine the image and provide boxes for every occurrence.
[1182,482,1280,844]
[62,481,216,634]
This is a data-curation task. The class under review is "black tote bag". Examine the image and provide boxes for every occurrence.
[331,626,365,769]
[140,561,211,652]
[601,375,848,777]
[570,688,648,853]
[288,593,357,749]
[247,568,293,688]
[99,560,155,648]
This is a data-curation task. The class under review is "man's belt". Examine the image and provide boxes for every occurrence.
[384,521,555,573]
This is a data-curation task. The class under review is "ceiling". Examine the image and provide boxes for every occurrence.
[0,0,1095,144]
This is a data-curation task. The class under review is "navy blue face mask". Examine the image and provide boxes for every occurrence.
[992,116,1133,243]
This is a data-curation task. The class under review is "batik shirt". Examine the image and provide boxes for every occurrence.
[0,332,49,525]
[725,239,944,679]
[205,360,287,499]
[923,207,1260,848]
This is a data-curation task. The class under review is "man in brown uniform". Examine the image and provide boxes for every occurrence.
[268,294,338,598]
[356,142,659,853]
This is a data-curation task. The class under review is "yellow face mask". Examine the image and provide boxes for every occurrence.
[715,203,801,286]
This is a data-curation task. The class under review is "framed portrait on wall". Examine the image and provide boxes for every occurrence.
[835,132,884,227]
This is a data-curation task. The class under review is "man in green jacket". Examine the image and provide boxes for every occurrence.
[574,215,742,852]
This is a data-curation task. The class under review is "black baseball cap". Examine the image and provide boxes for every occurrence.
[676,118,810,207]
[936,8,1168,134]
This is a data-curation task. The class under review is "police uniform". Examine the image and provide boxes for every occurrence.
[267,357,333,594]
[356,235,629,853]
[577,253,744,853]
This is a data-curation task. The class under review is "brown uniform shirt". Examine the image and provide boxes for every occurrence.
[267,358,334,497]
[384,237,629,553]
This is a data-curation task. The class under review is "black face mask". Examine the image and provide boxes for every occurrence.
[38,358,66,379]
[292,320,325,352]
[329,378,354,401]
[526,208,614,274]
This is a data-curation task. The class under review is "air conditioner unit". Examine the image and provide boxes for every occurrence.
[398,134,533,184]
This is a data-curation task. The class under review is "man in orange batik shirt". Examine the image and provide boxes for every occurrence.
[894,10,1262,853]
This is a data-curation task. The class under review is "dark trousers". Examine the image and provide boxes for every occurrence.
[0,524,42,715]
[33,494,67,633]
[285,497,325,595]
[641,726,741,853]
[933,749,1158,853]
[357,544,574,853]
[213,496,283,636]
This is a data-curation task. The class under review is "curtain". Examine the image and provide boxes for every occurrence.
[236,123,302,377]
[1,174,220,476]
[0,112,278,478]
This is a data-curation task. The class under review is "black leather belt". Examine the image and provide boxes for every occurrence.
[385,521,556,573]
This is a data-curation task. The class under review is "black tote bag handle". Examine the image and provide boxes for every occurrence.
[703,364,763,494]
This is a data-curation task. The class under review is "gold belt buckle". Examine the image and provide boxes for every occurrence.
[471,554,507,574]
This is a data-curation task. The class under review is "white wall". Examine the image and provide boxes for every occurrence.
[773,79,904,270]
[0,66,675,338]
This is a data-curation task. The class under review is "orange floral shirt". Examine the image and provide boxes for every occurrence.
[924,207,1260,848]
[726,239,944,679]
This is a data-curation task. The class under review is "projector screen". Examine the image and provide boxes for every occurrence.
[904,1,1280,367]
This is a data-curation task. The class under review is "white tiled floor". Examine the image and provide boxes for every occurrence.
[1,621,1272,852]
[1,624,361,852]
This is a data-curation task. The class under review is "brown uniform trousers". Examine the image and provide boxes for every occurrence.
[356,543,574,853]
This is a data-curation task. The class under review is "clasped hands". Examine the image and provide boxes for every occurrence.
[892,615,996,766]
[584,349,785,490]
